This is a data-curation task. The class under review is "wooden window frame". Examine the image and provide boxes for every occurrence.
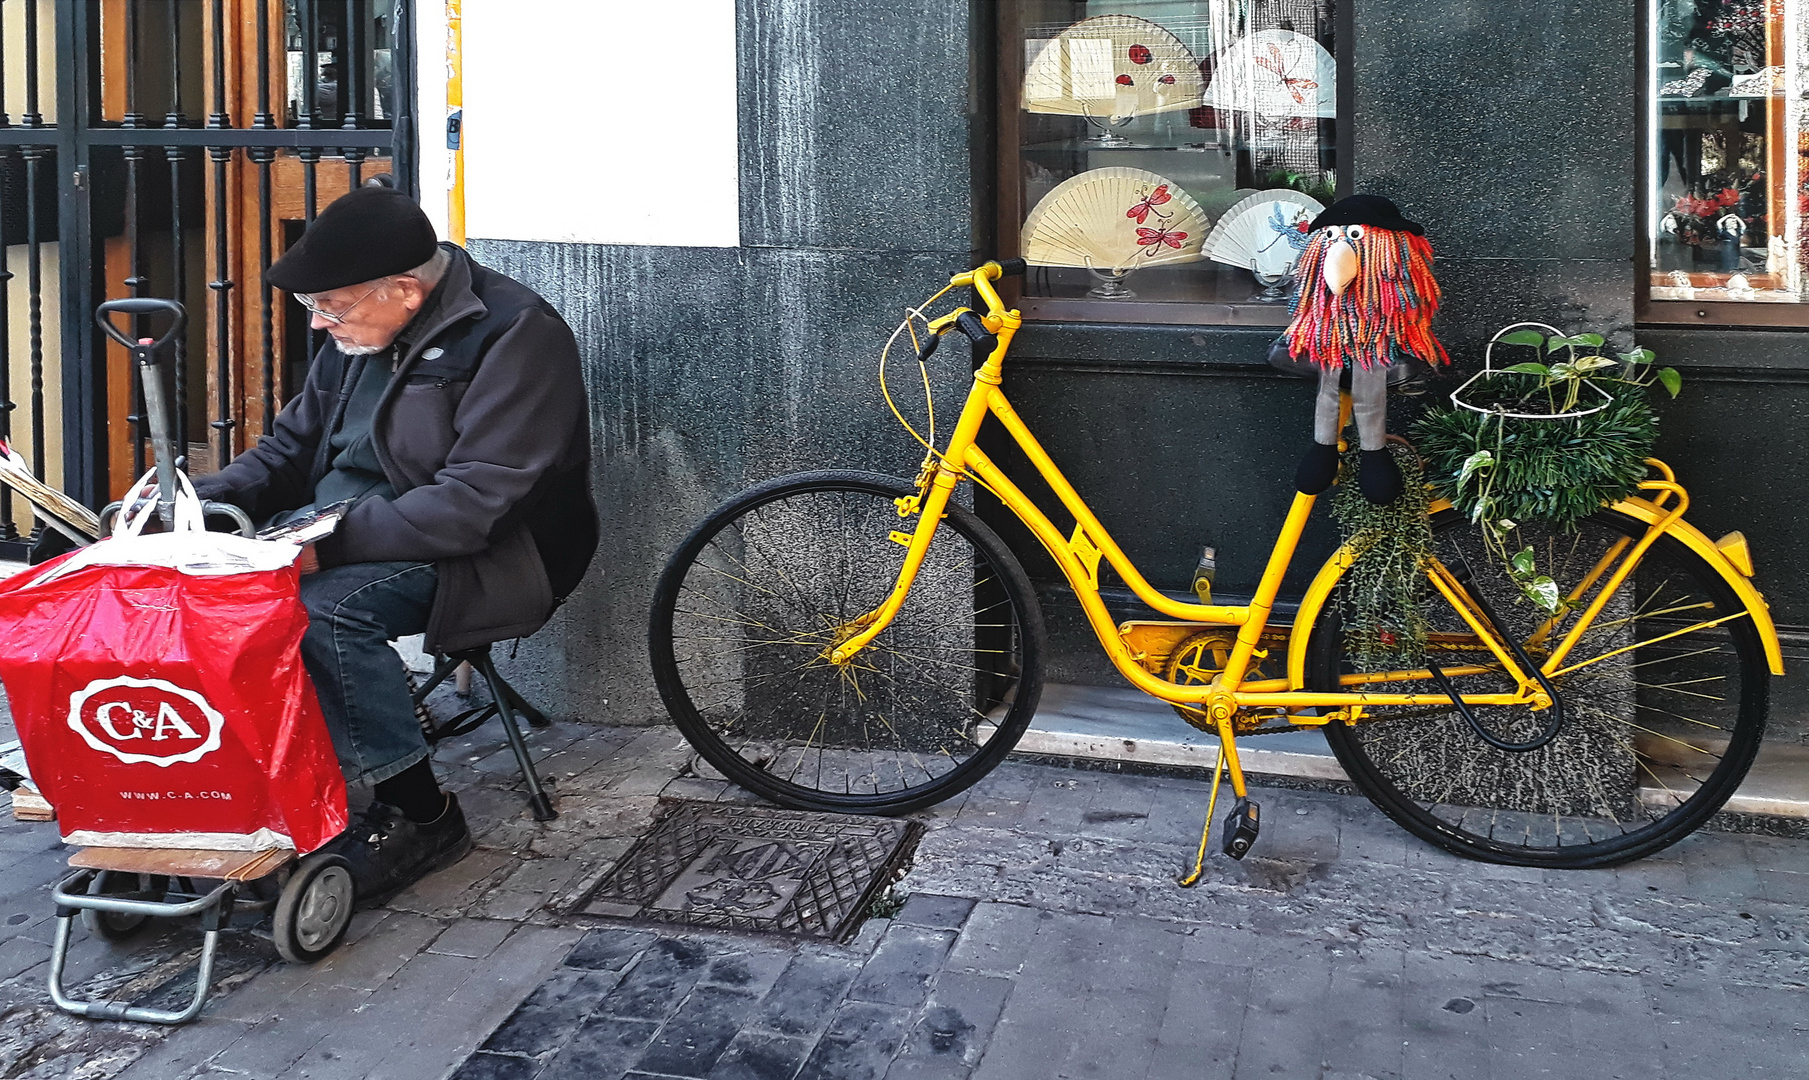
[993,1,1353,327]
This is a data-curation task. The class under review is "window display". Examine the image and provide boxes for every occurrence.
[1647,0,1807,308]
[1002,1,1341,321]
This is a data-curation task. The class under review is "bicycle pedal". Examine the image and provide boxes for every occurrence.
[1222,799,1260,860]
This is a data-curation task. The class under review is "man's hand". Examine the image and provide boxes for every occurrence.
[297,543,320,575]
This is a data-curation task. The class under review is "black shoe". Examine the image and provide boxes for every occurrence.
[1296,441,1340,495]
[322,794,474,909]
[1358,448,1403,505]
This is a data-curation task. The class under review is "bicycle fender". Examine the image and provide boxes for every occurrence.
[1611,497,1784,676]
[1286,543,1357,691]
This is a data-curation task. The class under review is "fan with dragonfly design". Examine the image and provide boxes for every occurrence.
[1203,188,1325,299]
[1205,29,1336,120]
[1021,167,1208,298]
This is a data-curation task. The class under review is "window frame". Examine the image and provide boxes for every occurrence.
[994,0,1354,327]
[1637,0,1808,328]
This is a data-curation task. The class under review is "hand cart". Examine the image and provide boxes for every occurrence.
[49,846,354,1024]
[35,299,350,1026]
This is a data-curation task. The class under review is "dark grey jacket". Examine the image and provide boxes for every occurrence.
[195,246,597,653]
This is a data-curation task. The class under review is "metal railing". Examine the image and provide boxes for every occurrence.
[0,0,416,554]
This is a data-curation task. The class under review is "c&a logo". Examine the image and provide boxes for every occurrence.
[67,676,224,767]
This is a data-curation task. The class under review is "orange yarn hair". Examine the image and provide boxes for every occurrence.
[1284,228,1449,371]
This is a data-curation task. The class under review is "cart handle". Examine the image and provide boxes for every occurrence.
[95,298,187,352]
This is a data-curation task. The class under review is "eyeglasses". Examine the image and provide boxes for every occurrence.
[294,286,379,325]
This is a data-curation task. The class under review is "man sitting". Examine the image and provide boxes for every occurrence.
[196,186,597,905]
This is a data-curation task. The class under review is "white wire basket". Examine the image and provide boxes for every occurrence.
[1450,321,1612,421]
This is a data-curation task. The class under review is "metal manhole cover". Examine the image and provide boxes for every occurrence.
[568,801,920,942]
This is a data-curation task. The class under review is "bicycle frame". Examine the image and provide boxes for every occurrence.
[830,263,1785,793]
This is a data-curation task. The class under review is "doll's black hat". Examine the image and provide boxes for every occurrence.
[266,186,440,293]
[1309,194,1425,236]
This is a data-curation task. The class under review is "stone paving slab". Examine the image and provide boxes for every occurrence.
[6,694,1809,1079]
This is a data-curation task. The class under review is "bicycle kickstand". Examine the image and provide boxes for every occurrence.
[1177,729,1264,887]
[1177,747,1229,887]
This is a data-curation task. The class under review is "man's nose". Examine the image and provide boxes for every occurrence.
[309,311,333,330]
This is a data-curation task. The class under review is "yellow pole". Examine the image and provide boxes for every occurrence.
[446,0,465,245]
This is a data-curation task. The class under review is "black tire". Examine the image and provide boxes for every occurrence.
[1311,507,1768,868]
[81,871,164,941]
[273,854,354,964]
[650,470,1046,814]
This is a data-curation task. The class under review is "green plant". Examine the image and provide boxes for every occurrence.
[1256,168,1335,205]
[1330,443,1433,671]
[1414,328,1681,613]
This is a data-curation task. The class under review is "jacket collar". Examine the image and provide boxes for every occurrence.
[393,244,486,374]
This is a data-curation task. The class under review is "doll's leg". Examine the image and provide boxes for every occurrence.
[1295,365,1343,495]
[1351,363,1402,504]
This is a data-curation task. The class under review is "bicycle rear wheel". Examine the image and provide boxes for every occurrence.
[649,470,1045,814]
[1310,508,1768,867]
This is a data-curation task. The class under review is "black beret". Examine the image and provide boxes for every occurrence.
[266,186,440,293]
[1309,194,1425,236]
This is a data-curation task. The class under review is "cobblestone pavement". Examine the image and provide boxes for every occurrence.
[5,701,1809,1079]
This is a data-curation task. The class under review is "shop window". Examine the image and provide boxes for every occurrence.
[998,1,1346,325]
[1644,0,1809,324]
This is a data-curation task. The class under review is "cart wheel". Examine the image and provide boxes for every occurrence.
[272,854,354,964]
[81,871,165,941]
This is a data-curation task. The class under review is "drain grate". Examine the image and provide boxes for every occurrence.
[568,801,920,942]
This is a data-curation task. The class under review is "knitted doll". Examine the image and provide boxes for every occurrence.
[1285,195,1447,504]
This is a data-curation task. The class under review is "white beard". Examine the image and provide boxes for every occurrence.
[336,341,387,356]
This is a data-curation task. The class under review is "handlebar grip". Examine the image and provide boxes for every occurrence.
[95,299,187,352]
[996,258,1028,278]
[916,333,943,364]
[954,310,998,353]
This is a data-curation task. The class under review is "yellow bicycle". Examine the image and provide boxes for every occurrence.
[650,260,1784,868]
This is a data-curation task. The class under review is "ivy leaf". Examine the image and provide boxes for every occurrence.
[1457,450,1495,492]
[1510,546,1537,576]
[1498,330,1546,347]
[1546,333,1602,351]
[1500,362,1551,377]
[1658,367,1683,398]
[1571,355,1619,372]
[1524,575,1562,614]
[1619,347,1656,366]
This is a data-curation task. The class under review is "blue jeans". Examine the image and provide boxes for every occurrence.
[298,561,438,786]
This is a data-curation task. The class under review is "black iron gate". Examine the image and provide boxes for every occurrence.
[0,0,415,557]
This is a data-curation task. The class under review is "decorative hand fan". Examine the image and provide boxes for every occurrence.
[1202,189,1325,299]
[1022,167,1208,298]
[1024,15,1205,145]
[1206,29,1336,120]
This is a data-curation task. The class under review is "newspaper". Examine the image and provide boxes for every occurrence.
[254,499,354,545]
[0,440,101,542]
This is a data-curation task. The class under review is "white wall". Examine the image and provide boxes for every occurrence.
[418,0,742,248]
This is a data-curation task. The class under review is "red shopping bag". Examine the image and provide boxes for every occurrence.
[0,473,347,853]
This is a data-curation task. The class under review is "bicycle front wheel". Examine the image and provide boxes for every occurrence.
[649,470,1046,814]
[1310,507,1768,867]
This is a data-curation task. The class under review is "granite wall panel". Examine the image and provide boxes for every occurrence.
[466,0,1808,733]
[470,241,977,722]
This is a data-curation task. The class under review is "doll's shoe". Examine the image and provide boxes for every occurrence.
[1295,442,1340,495]
[1358,449,1402,505]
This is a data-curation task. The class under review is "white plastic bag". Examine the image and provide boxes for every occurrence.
[21,469,299,590]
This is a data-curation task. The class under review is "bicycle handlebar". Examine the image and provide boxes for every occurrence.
[948,260,1022,321]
